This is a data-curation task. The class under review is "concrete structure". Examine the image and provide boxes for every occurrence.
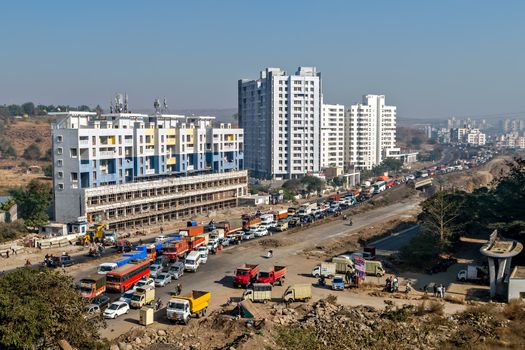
[386,150,419,166]
[321,104,345,168]
[51,110,246,228]
[238,67,322,179]
[342,171,361,188]
[480,230,523,299]
[345,95,398,170]
[239,194,270,207]
[508,266,525,301]
[39,223,68,237]
[451,127,486,145]
[324,166,344,179]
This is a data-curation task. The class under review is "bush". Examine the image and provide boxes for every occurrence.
[22,143,41,160]
[415,300,444,316]
[276,326,319,350]
[503,299,525,320]
[400,232,440,267]
[0,221,28,243]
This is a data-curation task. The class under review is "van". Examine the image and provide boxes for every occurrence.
[184,251,202,272]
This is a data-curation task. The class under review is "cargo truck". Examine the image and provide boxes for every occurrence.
[234,263,260,287]
[130,286,155,308]
[242,283,272,303]
[311,262,336,278]
[283,284,312,303]
[332,257,356,274]
[242,215,261,230]
[166,290,211,324]
[79,275,106,299]
[257,265,287,286]
[162,240,190,261]
[273,210,288,221]
[365,260,385,277]
[457,265,488,282]
[178,225,204,237]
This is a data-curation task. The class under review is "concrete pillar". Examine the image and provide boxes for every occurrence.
[505,257,513,277]
[488,258,496,298]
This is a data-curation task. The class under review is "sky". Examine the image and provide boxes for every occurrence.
[0,0,524,119]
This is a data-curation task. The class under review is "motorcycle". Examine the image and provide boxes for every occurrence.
[154,298,163,311]
[266,250,273,258]
[318,277,326,287]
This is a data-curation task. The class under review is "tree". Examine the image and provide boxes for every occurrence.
[22,143,41,160]
[43,164,52,177]
[7,104,23,116]
[301,176,325,194]
[282,179,303,194]
[401,231,440,266]
[0,268,106,350]
[9,180,51,227]
[418,190,464,247]
[21,102,35,116]
[4,145,16,159]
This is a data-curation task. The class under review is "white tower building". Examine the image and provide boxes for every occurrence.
[321,104,345,168]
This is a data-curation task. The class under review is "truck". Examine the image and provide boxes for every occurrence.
[179,225,204,237]
[123,250,147,261]
[234,263,260,288]
[332,257,356,274]
[311,262,336,278]
[102,231,118,246]
[166,290,211,324]
[79,274,106,299]
[257,265,287,285]
[259,213,274,225]
[365,260,385,277]
[136,244,158,262]
[242,215,261,230]
[273,210,288,221]
[298,203,317,216]
[457,265,488,282]
[242,283,272,303]
[184,251,202,272]
[328,194,341,202]
[282,284,312,303]
[130,286,155,308]
[162,240,190,261]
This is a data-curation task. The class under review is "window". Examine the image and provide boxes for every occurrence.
[57,159,63,167]
[57,171,63,179]
[58,183,64,190]
[57,147,63,155]
[70,148,77,157]
[56,135,63,142]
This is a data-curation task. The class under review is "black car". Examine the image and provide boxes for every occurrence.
[91,295,110,310]
[47,255,74,268]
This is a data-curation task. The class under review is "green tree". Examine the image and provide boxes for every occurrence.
[9,180,51,227]
[43,164,52,177]
[4,145,16,159]
[0,268,106,350]
[22,143,41,160]
[21,102,35,116]
[301,176,325,194]
[401,231,440,266]
[282,179,303,194]
[7,104,23,116]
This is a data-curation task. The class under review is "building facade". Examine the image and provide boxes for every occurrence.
[238,67,322,179]
[320,104,345,168]
[51,111,247,228]
[344,95,398,170]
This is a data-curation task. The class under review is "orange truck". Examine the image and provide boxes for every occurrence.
[257,265,287,286]
[242,215,261,230]
[273,210,288,221]
[179,225,204,237]
[234,263,260,288]
[162,240,190,261]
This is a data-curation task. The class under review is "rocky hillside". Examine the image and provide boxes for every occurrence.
[113,297,525,350]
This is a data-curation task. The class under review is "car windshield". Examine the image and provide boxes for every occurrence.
[136,281,146,286]
[237,270,249,276]
[108,303,119,310]
[185,260,194,265]
[99,265,113,272]
[106,275,121,283]
[151,266,160,271]
[334,278,343,283]
[130,295,141,301]
[93,297,108,305]
[157,274,167,280]
[168,301,186,310]
[123,292,133,298]
[259,272,270,278]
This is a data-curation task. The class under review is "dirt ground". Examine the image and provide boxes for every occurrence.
[3,118,52,156]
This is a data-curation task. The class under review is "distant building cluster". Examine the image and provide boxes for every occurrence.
[451,127,486,146]
[238,67,404,179]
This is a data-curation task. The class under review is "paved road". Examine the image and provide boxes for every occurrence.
[372,225,420,253]
[96,197,421,338]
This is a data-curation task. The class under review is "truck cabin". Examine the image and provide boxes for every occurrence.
[168,300,189,312]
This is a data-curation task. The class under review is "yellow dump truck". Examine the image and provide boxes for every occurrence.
[166,290,211,324]
[282,284,312,303]
[130,286,155,308]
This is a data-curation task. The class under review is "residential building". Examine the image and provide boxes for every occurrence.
[466,130,486,145]
[344,94,398,170]
[51,111,247,229]
[320,104,345,168]
[238,67,322,179]
[451,127,486,145]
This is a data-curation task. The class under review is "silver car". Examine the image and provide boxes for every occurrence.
[155,273,172,287]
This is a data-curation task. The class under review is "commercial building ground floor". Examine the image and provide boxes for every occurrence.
[56,170,249,232]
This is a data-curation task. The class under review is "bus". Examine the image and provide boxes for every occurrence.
[372,181,387,194]
[106,260,150,292]
[79,274,106,299]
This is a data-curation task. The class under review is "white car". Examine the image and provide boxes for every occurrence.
[155,273,172,287]
[134,277,155,290]
[119,290,135,305]
[254,227,268,237]
[154,235,167,243]
[197,246,209,263]
[149,264,162,278]
[103,301,129,319]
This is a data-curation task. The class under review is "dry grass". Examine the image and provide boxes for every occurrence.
[503,299,525,321]
[416,300,445,316]
[444,295,465,304]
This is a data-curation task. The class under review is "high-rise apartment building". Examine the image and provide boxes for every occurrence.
[51,111,247,229]
[345,95,398,170]
[238,67,322,179]
[320,104,345,168]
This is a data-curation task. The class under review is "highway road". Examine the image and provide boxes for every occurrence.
[93,196,422,339]
[372,225,420,253]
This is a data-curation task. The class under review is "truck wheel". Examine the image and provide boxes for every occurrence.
[203,307,207,316]
[183,317,189,325]
[313,273,319,278]
[376,273,382,277]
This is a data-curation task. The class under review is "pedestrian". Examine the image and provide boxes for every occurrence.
[12,248,17,256]
[6,250,9,258]
[393,277,399,292]
[442,285,446,298]
[385,276,391,292]
[345,270,352,285]
[437,284,443,299]
[440,284,445,298]
[433,284,438,297]
[405,281,412,294]
[160,226,164,235]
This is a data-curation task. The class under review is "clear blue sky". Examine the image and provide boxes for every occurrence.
[0,0,524,119]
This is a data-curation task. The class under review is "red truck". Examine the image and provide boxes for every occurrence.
[328,194,341,202]
[257,265,287,286]
[162,240,190,261]
[273,210,288,221]
[179,225,204,237]
[233,263,259,288]
[187,236,205,249]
